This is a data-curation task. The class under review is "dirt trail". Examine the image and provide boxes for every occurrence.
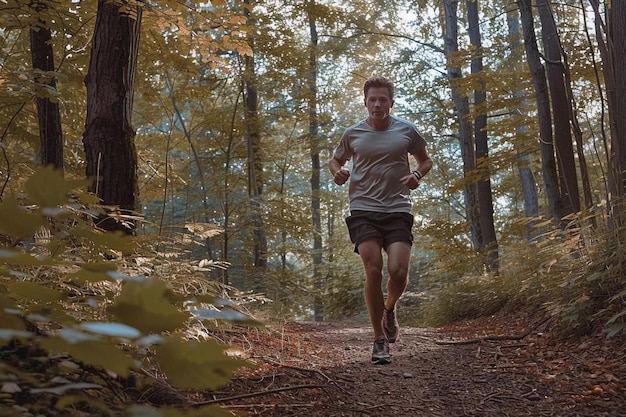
[204,319,626,417]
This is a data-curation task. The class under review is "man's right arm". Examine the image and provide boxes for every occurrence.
[329,157,350,185]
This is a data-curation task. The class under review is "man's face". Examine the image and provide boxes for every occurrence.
[364,86,394,121]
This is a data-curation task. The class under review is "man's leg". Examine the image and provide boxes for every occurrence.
[381,241,410,343]
[357,238,385,339]
[384,241,411,310]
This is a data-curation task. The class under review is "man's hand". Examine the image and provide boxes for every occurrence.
[400,173,420,190]
[334,168,350,185]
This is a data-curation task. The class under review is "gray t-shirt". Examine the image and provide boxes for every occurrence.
[333,115,427,213]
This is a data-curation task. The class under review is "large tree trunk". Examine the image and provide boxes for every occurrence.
[30,2,63,171]
[537,0,581,223]
[506,7,540,240]
[607,2,626,207]
[83,0,141,233]
[591,0,626,228]
[467,0,498,272]
[442,0,480,250]
[307,0,323,322]
[517,0,562,223]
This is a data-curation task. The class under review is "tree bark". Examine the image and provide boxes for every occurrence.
[442,0,480,250]
[517,0,562,223]
[537,0,581,223]
[307,0,323,322]
[506,7,540,239]
[29,2,63,171]
[83,0,141,232]
[243,0,268,285]
[592,0,626,228]
[467,0,498,272]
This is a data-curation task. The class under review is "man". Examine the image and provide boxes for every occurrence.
[329,76,433,365]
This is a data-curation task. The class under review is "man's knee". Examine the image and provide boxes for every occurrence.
[388,265,408,281]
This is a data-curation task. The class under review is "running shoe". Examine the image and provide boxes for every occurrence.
[382,307,399,343]
[371,336,391,365]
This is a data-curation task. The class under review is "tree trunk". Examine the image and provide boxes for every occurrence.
[517,0,562,223]
[83,0,141,233]
[221,89,242,286]
[467,0,498,272]
[506,7,540,240]
[442,0,480,250]
[592,0,626,228]
[29,2,63,171]
[307,0,323,322]
[243,0,268,286]
[562,47,594,215]
[537,0,581,223]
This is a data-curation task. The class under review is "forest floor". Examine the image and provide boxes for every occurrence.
[192,309,626,417]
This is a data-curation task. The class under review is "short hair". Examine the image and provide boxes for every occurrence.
[363,76,394,99]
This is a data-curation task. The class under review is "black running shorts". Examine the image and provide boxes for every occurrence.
[345,211,414,254]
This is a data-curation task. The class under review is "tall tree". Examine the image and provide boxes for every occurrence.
[467,0,498,272]
[517,0,562,223]
[29,1,63,171]
[506,6,540,238]
[242,0,268,284]
[306,0,324,321]
[83,0,141,232]
[442,0,480,249]
[590,0,626,229]
[537,0,581,222]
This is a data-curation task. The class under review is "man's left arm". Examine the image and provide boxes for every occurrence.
[400,148,433,189]
[412,148,433,179]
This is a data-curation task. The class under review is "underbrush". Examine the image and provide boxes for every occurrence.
[415,215,626,339]
[0,167,258,417]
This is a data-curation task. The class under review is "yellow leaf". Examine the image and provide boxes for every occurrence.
[0,249,54,266]
[7,282,63,302]
[155,336,253,390]
[25,166,90,208]
[67,263,118,283]
[0,197,47,238]
[71,228,135,254]
[108,279,189,333]
[41,337,136,377]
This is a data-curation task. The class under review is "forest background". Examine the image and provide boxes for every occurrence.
[1,0,626,416]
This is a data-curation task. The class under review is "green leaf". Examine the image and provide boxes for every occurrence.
[0,329,33,345]
[191,307,260,325]
[0,197,47,238]
[80,322,141,339]
[0,249,54,266]
[67,262,118,283]
[108,279,189,334]
[41,337,137,377]
[25,166,90,208]
[155,335,253,390]
[31,382,102,395]
[7,282,63,302]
